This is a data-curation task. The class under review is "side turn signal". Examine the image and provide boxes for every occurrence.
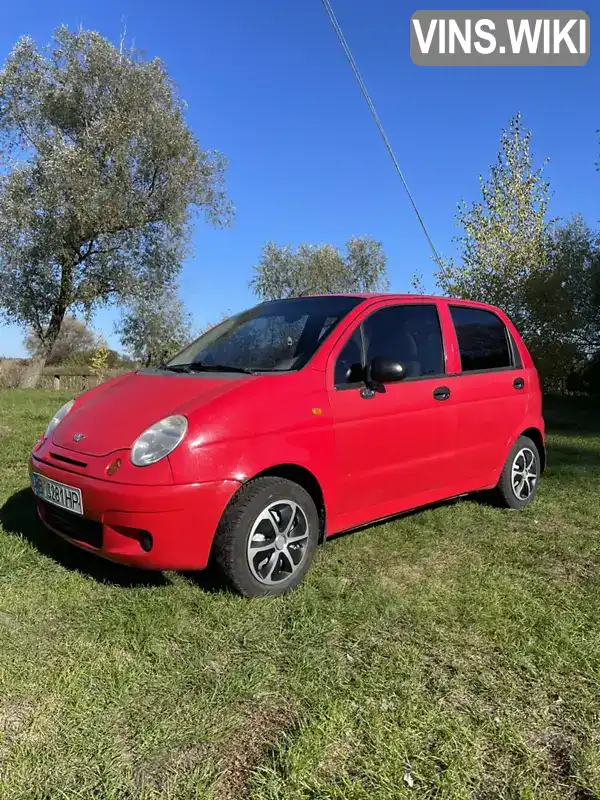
[107,458,122,476]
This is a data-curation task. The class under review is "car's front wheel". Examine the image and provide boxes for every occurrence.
[212,476,320,597]
[494,435,541,510]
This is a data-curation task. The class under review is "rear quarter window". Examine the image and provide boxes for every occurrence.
[450,305,513,372]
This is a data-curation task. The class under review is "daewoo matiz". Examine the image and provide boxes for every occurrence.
[30,294,545,596]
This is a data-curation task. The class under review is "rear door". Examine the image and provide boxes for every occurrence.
[327,300,459,532]
[443,303,529,487]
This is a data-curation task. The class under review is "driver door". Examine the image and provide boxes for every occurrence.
[327,301,459,532]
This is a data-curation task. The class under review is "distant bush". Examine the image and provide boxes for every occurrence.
[61,348,137,370]
[0,357,134,391]
[0,358,28,388]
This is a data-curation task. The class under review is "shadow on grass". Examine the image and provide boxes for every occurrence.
[0,488,228,592]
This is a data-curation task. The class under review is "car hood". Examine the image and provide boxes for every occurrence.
[52,370,250,457]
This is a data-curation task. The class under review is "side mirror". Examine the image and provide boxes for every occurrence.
[370,356,405,384]
[345,362,365,383]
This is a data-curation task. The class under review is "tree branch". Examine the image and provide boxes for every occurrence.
[73,275,121,304]
[79,217,163,246]
[148,166,159,196]
[87,244,121,259]
[15,115,38,155]
[75,239,96,265]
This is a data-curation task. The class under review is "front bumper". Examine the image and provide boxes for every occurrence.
[29,453,240,570]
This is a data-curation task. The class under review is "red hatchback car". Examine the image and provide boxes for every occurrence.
[30,294,545,596]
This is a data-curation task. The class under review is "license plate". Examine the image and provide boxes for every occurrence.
[32,473,84,515]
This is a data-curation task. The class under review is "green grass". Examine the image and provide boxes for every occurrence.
[1,390,600,799]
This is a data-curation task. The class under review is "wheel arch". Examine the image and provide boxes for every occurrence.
[520,427,546,473]
[249,464,327,541]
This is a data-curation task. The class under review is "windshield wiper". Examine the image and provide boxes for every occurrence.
[195,363,257,375]
[159,363,192,373]
[161,362,256,375]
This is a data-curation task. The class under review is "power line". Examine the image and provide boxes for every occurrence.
[321,0,441,266]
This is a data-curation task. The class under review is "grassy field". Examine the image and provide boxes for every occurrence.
[1,390,600,799]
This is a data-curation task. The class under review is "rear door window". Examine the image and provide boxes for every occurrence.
[450,306,513,372]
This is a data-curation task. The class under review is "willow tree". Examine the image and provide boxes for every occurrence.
[436,114,552,337]
[118,283,192,367]
[0,26,231,386]
[250,236,389,300]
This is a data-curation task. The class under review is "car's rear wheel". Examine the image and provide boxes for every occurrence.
[494,435,540,510]
[212,476,319,597]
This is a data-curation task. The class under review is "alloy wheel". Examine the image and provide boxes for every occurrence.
[246,500,310,585]
[511,447,537,500]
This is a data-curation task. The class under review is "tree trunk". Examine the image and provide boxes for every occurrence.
[19,258,73,388]
[19,355,46,388]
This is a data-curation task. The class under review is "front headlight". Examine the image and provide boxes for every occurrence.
[130,415,188,467]
[44,399,75,439]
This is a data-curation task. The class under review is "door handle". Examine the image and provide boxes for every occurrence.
[513,377,525,390]
[433,386,451,401]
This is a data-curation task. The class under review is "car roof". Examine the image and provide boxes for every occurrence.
[259,293,504,314]
[293,292,475,304]
[280,292,443,300]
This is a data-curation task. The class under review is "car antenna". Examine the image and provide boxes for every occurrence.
[321,0,442,267]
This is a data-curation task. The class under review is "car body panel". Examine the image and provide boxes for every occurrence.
[52,370,251,457]
[30,450,240,570]
[324,297,459,527]
[30,293,545,571]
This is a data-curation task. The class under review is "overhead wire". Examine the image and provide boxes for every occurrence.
[321,0,442,265]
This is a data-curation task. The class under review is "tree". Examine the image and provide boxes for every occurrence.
[436,115,600,390]
[436,114,553,338]
[524,216,600,389]
[0,26,231,386]
[24,313,98,365]
[250,236,389,300]
[118,283,192,366]
[528,217,600,354]
[89,336,110,382]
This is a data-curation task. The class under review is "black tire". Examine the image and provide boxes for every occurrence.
[212,477,319,597]
[494,435,541,510]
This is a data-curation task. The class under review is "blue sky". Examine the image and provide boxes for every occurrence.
[0,0,597,356]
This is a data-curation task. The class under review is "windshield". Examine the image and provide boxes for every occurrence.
[165,296,363,373]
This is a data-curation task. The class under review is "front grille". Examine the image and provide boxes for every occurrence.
[49,452,88,468]
[40,501,103,548]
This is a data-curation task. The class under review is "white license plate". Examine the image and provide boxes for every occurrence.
[32,473,84,515]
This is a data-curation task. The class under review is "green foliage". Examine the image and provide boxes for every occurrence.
[118,282,192,366]
[528,217,600,356]
[0,25,231,381]
[436,113,552,337]
[436,114,600,392]
[517,217,600,390]
[89,337,110,380]
[250,236,389,300]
